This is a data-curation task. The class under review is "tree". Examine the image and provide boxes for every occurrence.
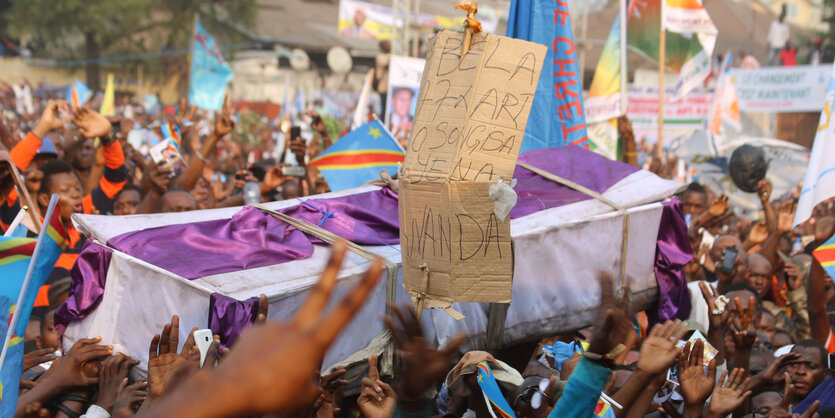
[7,0,256,90]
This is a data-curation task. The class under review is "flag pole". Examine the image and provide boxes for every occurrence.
[187,13,198,102]
[656,23,665,160]
[0,194,59,373]
[619,0,628,114]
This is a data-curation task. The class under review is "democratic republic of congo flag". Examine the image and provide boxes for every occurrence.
[65,79,92,109]
[161,124,183,160]
[0,200,68,416]
[476,361,516,418]
[814,235,835,279]
[309,120,404,192]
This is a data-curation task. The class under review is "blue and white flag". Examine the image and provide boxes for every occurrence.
[189,18,234,111]
[795,60,835,226]
[507,0,588,151]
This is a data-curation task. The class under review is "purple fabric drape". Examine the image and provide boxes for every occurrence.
[208,293,260,349]
[108,206,314,280]
[510,146,639,218]
[54,241,113,332]
[281,187,400,246]
[646,199,694,327]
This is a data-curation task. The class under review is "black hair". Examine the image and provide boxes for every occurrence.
[751,385,781,398]
[684,182,707,198]
[116,183,142,200]
[722,281,762,304]
[38,159,78,196]
[792,339,827,367]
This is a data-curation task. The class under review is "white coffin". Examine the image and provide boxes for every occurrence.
[66,169,683,375]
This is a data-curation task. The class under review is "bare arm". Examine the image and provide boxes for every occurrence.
[809,258,830,344]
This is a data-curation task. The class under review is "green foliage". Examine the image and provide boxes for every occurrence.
[322,116,344,142]
[8,0,256,85]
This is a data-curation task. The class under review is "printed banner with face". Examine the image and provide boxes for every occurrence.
[386,55,425,149]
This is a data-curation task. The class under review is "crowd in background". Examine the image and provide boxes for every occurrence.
[0,82,834,418]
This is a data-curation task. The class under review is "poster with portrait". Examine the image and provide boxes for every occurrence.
[386,55,425,148]
[337,0,500,41]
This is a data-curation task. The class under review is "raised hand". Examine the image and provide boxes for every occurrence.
[587,271,633,358]
[312,367,348,418]
[730,296,758,349]
[698,282,732,332]
[32,100,70,138]
[748,353,802,391]
[758,179,773,202]
[357,354,397,418]
[48,337,112,389]
[23,347,57,372]
[709,195,730,218]
[72,107,112,139]
[767,374,821,418]
[97,353,140,413]
[195,241,382,414]
[777,200,796,234]
[147,315,199,399]
[113,378,148,418]
[707,368,751,418]
[147,162,172,195]
[385,303,465,401]
[785,263,806,291]
[747,222,769,245]
[678,339,717,407]
[636,319,688,375]
[214,95,234,137]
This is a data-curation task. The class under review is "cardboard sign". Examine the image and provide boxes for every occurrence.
[399,30,545,308]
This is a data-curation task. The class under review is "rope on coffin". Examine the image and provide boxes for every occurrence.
[515,162,632,295]
[248,202,400,378]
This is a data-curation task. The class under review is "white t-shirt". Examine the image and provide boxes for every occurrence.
[768,20,790,49]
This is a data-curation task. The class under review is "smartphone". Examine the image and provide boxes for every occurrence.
[720,246,738,274]
[290,126,301,139]
[193,329,214,367]
[284,166,306,177]
[828,353,835,371]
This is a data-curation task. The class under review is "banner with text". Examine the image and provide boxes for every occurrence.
[730,65,830,113]
[627,85,712,143]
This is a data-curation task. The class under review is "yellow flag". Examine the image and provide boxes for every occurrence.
[100,73,115,116]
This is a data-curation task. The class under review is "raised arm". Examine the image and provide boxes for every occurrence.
[176,96,234,191]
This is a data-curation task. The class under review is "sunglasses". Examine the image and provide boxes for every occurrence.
[514,378,552,410]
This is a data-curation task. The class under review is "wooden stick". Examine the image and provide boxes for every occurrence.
[656,27,666,160]
[415,263,430,322]
[3,160,41,234]
[462,24,473,56]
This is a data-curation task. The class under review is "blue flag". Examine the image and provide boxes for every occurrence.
[507,0,588,151]
[189,18,234,111]
[309,120,404,192]
[65,79,91,109]
[476,362,516,418]
[0,200,67,415]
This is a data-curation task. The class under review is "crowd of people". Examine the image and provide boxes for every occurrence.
[0,84,834,418]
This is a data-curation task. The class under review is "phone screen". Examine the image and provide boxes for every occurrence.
[720,247,738,274]
[290,126,301,139]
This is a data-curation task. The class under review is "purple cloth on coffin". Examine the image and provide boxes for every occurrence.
[107,206,314,280]
[208,293,260,349]
[54,241,113,332]
[281,187,401,246]
[646,199,694,327]
[510,146,640,219]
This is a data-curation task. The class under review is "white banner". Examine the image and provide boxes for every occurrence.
[627,85,712,143]
[338,0,499,41]
[386,55,425,147]
[795,62,835,225]
[730,65,831,113]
